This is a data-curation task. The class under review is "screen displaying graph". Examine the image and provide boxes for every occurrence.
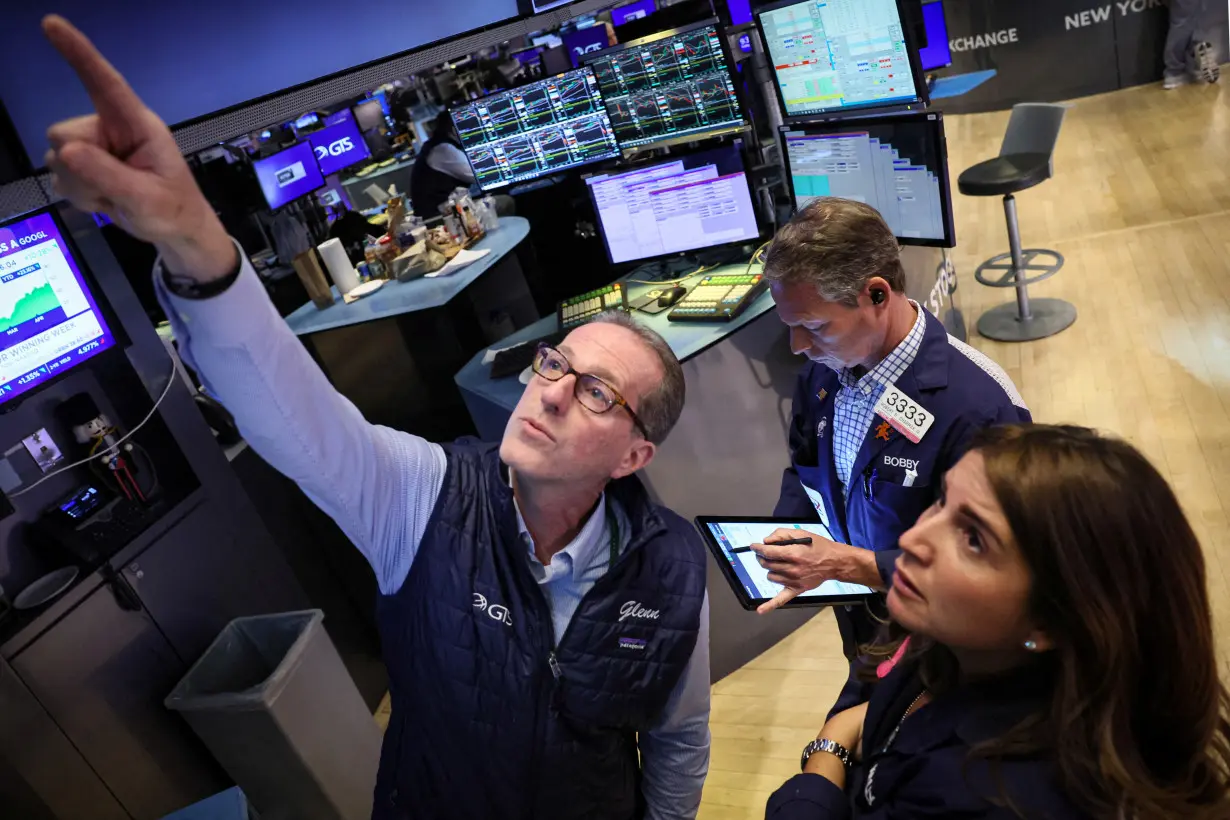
[0,210,117,404]
[582,21,745,149]
[451,66,620,190]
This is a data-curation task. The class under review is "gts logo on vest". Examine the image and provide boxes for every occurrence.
[883,456,919,471]
[619,601,660,622]
[314,137,355,160]
[472,592,512,628]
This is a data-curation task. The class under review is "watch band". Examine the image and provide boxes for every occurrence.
[801,737,852,771]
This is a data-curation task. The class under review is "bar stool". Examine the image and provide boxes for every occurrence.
[958,103,1075,341]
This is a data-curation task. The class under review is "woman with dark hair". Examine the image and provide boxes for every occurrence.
[766,424,1230,819]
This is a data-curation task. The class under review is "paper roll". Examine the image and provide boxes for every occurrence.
[317,238,360,295]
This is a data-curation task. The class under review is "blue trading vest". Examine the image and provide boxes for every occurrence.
[372,442,706,820]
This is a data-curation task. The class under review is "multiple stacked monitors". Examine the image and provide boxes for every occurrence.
[756,0,924,120]
[585,144,761,265]
[450,66,621,191]
[781,112,954,246]
[581,21,744,150]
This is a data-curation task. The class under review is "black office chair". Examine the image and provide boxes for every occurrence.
[958,103,1075,342]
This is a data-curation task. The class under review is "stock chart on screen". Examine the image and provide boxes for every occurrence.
[451,66,620,190]
[582,21,744,150]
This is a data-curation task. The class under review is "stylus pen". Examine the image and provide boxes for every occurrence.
[730,537,813,554]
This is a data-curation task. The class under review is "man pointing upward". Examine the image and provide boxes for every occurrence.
[40,16,710,820]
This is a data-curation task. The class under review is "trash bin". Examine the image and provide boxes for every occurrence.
[166,610,381,820]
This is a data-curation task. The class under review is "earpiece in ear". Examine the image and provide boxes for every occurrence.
[870,288,887,305]
[1023,640,1037,651]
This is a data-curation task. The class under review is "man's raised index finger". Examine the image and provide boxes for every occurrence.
[42,16,146,130]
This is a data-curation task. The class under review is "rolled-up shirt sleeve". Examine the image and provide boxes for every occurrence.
[154,245,444,595]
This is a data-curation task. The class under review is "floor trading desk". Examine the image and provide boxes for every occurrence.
[285,217,537,438]
[455,247,957,681]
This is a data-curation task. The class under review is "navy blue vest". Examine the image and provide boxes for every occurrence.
[372,443,707,820]
[410,136,467,218]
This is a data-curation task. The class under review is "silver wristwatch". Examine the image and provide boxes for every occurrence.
[801,738,852,771]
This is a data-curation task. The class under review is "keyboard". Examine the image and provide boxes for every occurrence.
[558,283,629,330]
[667,274,767,322]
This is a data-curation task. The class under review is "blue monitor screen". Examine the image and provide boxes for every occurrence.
[612,0,656,26]
[758,0,923,119]
[726,0,753,25]
[0,210,119,405]
[513,47,544,65]
[919,2,951,71]
[253,142,324,210]
[308,110,370,176]
[564,26,611,67]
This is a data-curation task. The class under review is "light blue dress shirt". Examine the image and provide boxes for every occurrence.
[155,251,710,819]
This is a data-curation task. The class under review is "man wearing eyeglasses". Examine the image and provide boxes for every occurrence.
[36,16,709,820]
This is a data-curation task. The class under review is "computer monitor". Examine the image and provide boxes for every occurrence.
[564,26,613,68]
[450,66,621,191]
[253,142,325,211]
[354,99,386,131]
[307,109,371,176]
[611,0,656,26]
[584,143,762,265]
[512,46,544,66]
[0,207,120,406]
[756,0,926,121]
[918,1,951,71]
[581,20,745,151]
[780,111,954,246]
[540,46,573,76]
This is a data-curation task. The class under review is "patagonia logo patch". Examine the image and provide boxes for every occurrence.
[618,637,647,651]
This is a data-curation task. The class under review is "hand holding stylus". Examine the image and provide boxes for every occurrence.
[752,527,859,614]
[41,15,237,281]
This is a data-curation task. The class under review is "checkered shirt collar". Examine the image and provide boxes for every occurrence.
[837,301,927,392]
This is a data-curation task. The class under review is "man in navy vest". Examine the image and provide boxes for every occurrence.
[39,17,709,820]
[751,199,1030,707]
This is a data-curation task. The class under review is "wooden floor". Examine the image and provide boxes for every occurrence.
[699,79,1230,819]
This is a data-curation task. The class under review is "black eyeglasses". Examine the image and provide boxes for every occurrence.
[532,344,650,440]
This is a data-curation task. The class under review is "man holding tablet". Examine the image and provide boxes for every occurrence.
[754,199,1030,666]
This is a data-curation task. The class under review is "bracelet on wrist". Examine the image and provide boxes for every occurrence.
[800,737,852,771]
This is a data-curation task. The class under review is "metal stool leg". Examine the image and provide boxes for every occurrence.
[976,194,1077,342]
[1004,195,1031,322]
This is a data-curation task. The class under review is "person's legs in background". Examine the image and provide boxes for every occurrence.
[1164,0,1200,88]
[1164,0,1221,88]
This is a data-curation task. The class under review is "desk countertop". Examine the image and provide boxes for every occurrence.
[454,261,774,413]
[282,216,530,336]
